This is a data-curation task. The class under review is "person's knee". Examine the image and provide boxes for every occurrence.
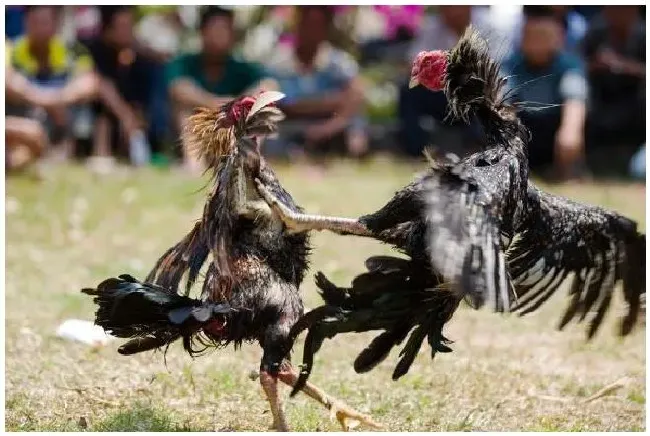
[6,116,48,153]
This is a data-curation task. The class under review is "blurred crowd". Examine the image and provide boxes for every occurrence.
[4,5,646,181]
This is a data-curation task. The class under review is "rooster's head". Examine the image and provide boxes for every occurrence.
[409,50,447,91]
[182,91,285,170]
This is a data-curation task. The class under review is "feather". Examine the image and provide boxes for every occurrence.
[354,326,410,374]
[365,256,411,273]
[508,183,645,338]
[246,91,285,121]
[392,324,428,380]
[82,275,236,356]
[443,26,528,144]
[424,159,516,312]
[118,336,175,355]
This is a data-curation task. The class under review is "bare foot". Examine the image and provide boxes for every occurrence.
[87,156,116,175]
[346,130,369,158]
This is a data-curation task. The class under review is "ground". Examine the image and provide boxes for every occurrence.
[5,158,646,431]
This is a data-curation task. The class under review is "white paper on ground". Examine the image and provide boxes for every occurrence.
[56,319,115,347]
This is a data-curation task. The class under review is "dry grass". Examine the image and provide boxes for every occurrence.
[5,159,646,431]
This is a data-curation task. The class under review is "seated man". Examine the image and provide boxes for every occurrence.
[582,6,645,147]
[264,5,367,160]
[6,40,98,172]
[165,6,276,172]
[86,6,155,171]
[9,5,97,161]
[502,6,588,181]
[501,5,588,54]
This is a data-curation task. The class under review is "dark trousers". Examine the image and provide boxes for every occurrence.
[519,109,562,172]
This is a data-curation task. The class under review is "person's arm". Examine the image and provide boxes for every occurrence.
[5,64,97,107]
[169,78,233,109]
[54,43,100,105]
[96,77,141,135]
[5,66,38,105]
[554,70,588,178]
[615,55,645,78]
[279,92,346,117]
[165,55,224,109]
[56,71,99,105]
[304,51,365,141]
[308,76,364,135]
[557,99,586,145]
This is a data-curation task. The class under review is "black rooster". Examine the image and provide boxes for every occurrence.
[256,27,646,393]
[82,92,379,431]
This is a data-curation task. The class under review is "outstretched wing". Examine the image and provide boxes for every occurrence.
[424,155,517,312]
[507,183,645,338]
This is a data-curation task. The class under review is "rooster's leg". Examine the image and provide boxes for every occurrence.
[260,370,289,431]
[254,178,373,237]
[277,363,382,431]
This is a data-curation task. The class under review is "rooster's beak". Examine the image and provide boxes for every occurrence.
[408,77,419,89]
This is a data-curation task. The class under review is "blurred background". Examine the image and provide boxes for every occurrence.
[5,5,647,182]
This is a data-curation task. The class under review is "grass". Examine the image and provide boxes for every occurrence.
[5,158,646,431]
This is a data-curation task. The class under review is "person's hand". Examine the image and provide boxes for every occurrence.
[596,49,626,72]
[119,109,143,137]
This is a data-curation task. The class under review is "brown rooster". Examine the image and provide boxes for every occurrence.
[82,92,380,431]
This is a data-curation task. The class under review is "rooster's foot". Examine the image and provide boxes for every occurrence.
[328,399,383,431]
[254,178,305,233]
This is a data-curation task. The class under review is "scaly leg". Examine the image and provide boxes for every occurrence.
[260,370,289,431]
[254,178,373,237]
[277,361,382,431]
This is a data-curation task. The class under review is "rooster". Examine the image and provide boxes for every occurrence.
[82,91,379,431]
[255,27,646,393]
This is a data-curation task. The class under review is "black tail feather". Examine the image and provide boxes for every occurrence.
[118,335,177,355]
[82,275,237,356]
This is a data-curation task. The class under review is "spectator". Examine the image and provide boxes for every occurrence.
[166,6,276,172]
[86,6,155,172]
[264,5,367,160]
[502,6,588,181]
[6,40,97,172]
[500,5,588,54]
[135,6,187,161]
[8,5,96,161]
[399,6,503,157]
[582,6,645,147]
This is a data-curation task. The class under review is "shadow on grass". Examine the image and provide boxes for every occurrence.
[91,404,207,432]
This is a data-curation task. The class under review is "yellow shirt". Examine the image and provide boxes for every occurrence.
[10,36,93,83]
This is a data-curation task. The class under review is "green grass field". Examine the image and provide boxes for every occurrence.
[5,159,646,431]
